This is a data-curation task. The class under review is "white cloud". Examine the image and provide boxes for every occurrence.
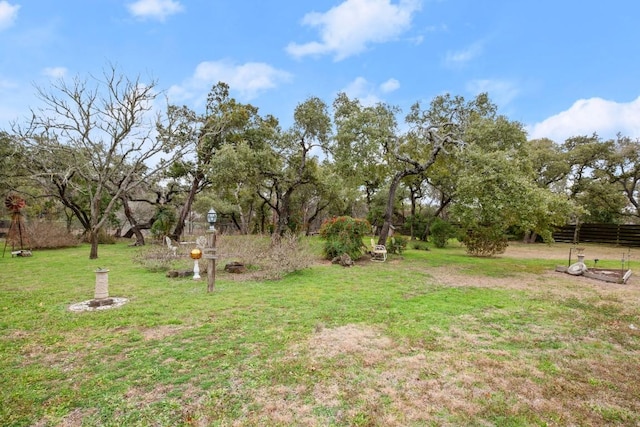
[343,77,379,105]
[0,1,20,31]
[168,60,293,103]
[380,78,400,93]
[342,76,400,105]
[42,67,67,79]
[126,0,183,21]
[527,96,640,142]
[444,40,483,67]
[467,79,519,107]
[286,0,422,61]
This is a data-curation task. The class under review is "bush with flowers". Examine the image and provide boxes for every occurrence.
[319,216,371,260]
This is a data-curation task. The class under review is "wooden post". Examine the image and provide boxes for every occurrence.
[206,230,216,293]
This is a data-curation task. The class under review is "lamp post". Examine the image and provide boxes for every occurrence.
[205,208,217,292]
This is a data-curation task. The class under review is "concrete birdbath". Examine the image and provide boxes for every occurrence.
[68,268,129,312]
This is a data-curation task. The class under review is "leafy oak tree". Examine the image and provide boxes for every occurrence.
[603,134,640,221]
[452,117,576,255]
[374,93,498,245]
[208,139,271,234]
[333,93,395,211]
[156,82,277,240]
[258,96,332,238]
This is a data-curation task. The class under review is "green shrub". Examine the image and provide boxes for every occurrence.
[150,205,176,239]
[461,226,508,256]
[388,236,408,254]
[403,214,429,239]
[319,216,370,260]
[429,218,457,248]
[411,241,430,251]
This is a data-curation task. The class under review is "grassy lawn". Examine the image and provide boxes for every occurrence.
[1,239,639,426]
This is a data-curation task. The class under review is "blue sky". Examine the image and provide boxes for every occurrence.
[1,0,639,143]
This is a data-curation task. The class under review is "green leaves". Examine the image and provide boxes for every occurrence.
[319,216,371,260]
[451,119,576,256]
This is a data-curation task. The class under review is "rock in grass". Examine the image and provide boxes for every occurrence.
[224,262,247,273]
[331,253,354,267]
[166,270,194,278]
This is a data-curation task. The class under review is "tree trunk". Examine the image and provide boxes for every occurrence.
[89,230,99,259]
[121,197,147,245]
[378,172,405,245]
[242,204,253,235]
[64,209,74,233]
[274,192,291,237]
[89,195,102,259]
[172,173,202,241]
[409,188,418,240]
[233,185,251,235]
[259,201,269,234]
[305,201,329,236]
[230,213,242,233]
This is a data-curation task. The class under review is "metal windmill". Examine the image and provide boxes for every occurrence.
[3,194,31,257]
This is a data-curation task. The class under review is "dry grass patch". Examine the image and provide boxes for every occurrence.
[140,325,186,341]
[227,243,640,425]
[32,408,98,427]
[233,319,639,426]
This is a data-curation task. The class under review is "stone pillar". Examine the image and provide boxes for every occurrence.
[193,259,201,280]
[94,269,109,299]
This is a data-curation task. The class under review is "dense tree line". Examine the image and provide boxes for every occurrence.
[1,67,639,258]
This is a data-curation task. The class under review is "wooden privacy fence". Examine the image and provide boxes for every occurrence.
[553,223,640,247]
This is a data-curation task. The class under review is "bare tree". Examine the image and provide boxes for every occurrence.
[14,65,188,258]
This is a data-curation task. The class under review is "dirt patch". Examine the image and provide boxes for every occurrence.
[141,325,185,341]
[251,324,405,425]
[501,242,640,261]
[417,242,640,307]
[59,409,98,427]
[124,384,174,405]
[423,263,640,317]
[427,265,638,291]
[307,324,393,360]
[32,408,97,427]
